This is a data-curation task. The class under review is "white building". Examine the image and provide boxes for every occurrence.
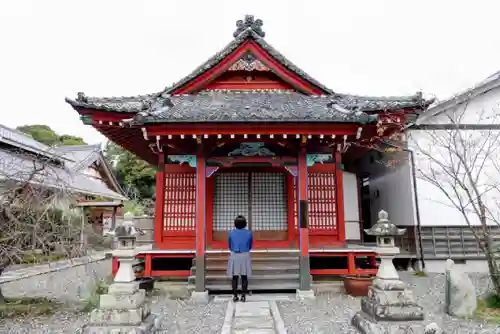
[365,71,500,273]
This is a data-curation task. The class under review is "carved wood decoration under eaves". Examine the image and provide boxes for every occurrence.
[228,52,270,72]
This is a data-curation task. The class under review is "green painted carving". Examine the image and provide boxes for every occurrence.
[81,115,93,125]
[228,142,275,157]
[306,154,333,167]
[169,155,197,168]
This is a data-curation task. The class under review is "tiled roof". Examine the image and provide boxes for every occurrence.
[65,15,433,119]
[66,90,430,124]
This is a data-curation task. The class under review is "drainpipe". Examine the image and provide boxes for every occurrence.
[381,140,425,270]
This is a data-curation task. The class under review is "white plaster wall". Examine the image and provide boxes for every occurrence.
[343,172,360,240]
[410,84,500,226]
[369,161,415,226]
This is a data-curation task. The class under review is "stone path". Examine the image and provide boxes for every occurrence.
[219,295,288,334]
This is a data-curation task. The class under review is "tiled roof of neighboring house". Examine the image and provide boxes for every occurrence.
[0,124,127,201]
[54,144,126,197]
[416,70,500,124]
[65,15,432,121]
[0,125,63,161]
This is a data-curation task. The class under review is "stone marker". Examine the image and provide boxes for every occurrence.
[445,258,477,318]
[351,210,425,333]
[82,212,156,333]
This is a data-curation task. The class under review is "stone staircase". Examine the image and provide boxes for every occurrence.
[189,251,300,292]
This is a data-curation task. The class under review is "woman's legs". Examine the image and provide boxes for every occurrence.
[232,275,239,301]
[241,275,248,301]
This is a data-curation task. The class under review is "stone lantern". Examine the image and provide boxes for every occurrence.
[351,210,424,333]
[365,209,406,280]
[82,212,155,333]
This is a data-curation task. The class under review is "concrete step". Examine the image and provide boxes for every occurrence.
[196,256,299,265]
[191,281,300,291]
[191,263,299,274]
[188,273,299,286]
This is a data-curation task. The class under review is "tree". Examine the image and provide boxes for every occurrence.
[16,125,86,146]
[104,142,156,200]
[411,105,500,295]
[0,149,83,304]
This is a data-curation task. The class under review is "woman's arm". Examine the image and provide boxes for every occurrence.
[228,233,232,251]
[248,232,253,250]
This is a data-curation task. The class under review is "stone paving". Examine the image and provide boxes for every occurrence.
[216,295,288,334]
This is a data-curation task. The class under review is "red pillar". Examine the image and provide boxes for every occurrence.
[298,144,311,291]
[154,152,166,247]
[195,152,206,292]
[335,150,346,243]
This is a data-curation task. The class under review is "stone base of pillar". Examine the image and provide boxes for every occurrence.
[82,314,156,334]
[351,312,429,334]
[351,278,424,333]
[81,282,156,333]
[190,290,210,303]
[296,289,315,300]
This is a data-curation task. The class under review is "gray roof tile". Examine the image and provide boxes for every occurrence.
[65,15,433,119]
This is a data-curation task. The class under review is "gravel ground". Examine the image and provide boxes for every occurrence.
[278,272,500,334]
[0,297,227,334]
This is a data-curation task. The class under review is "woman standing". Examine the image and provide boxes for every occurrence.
[227,215,253,302]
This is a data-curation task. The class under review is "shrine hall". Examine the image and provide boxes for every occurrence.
[66,15,432,293]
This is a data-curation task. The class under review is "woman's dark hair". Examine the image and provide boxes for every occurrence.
[234,215,247,229]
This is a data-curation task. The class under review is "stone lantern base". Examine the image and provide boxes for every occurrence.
[82,282,156,334]
[351,278,424,334]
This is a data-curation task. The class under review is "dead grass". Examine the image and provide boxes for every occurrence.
[475,298,500,324]
[0,297,62,318]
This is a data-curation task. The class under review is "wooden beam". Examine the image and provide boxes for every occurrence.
[335,150,346,243]
[154,152,166,246]
[195,149,207,292]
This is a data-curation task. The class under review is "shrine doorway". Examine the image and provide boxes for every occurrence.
[208,167,293,248]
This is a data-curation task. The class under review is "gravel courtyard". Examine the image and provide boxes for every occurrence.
[278,272,500,333]
[1,272,500,333]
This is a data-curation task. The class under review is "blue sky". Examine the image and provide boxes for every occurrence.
[1,0,499,144]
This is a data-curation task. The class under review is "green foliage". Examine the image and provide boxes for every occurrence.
[476,295,500,323]
[413,271,427,277]
[82,275,113,312]
[16,124,86,146]
[123,200,146,216]
[104,142,155,200]
[485,293,500,309]
[0,297,61,317]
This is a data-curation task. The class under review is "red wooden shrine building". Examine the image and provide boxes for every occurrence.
[66,15,431,292]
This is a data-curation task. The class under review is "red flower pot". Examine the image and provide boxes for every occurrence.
[343,275,374,297]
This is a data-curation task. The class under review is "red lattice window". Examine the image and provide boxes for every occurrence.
[164,172,196,232]
[294,171,337,231]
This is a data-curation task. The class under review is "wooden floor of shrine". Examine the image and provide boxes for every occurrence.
[119,244,404,279]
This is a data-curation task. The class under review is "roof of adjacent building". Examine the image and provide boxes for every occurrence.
[417,70,500,124]
[65,15,432,123]
[0,125,127,201]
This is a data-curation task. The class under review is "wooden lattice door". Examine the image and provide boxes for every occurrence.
[211,170,288,243]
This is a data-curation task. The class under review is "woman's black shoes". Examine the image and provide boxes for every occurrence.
[232,295,246,302]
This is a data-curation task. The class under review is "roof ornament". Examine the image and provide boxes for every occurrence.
[122,95,174,127]
[233,15,265,38]
[76,92,88,103]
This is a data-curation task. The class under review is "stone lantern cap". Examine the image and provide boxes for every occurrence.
[114,212,144,238]
[365,210,406,237]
